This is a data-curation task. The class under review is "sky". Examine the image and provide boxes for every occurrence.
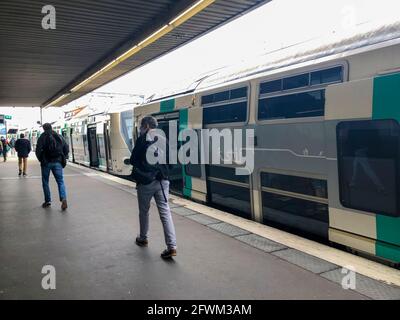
[1,0,400,129]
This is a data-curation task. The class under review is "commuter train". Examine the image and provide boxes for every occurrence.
[131,22,400,265]
[65,104,135,176]
[24,104,136,177]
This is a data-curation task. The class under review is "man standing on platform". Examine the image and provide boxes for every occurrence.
[35,123,69,211]
[14,133,31,176]
[130,116,178,259]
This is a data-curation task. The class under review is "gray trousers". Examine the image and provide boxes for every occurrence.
[137,180,177,249]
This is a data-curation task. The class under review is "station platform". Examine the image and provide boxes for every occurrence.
[1,155,400,300]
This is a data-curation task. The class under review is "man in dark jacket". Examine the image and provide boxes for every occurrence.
[130,116,177,259]
[35,123,69,211]
[14,133,32,176]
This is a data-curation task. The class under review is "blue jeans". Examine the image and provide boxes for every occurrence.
[41,162,67,203]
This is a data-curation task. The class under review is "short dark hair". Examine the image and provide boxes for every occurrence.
[42,123,52,132]
[141,116,158,129]
[20,133,25,138]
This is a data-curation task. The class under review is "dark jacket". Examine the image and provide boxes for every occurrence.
[130,133,169,184]
[35,131,69,165]
[14,138,31,158]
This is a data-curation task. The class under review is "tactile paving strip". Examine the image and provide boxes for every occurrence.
[272,248,339,274]
[186,214,221,225]
[208,222,250,237]
[171,206,198,216]
[320,269,400,300]
[236,234,287,253]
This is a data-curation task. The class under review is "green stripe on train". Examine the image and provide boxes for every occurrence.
[160,99,175,113]
[372,72,400,261]
[179,109,192,198]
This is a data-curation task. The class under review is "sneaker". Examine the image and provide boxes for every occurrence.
[18,171,22,176]
[161,248,177,259]
[61,199,68,211]
[135,237,148,247]
[22,172,27,177]
[42,202,51,208]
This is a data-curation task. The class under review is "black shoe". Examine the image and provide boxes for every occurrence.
[18,171,22,176]
[135,237,148,247]
[42,202,51,208]
[61,199,68,211]
[23,172,27,177]
[161,248,177,259]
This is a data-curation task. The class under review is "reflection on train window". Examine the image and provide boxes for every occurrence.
[206,165,251,219]
[230,87,247,99]
[258,90,325,120]
[203,101,247,124]
[261,172,327,199]
[282,73,309,90]
[207,180,252,219]
[206,165,249,184]
[337,119,400,217]
[262,192,328,223]
[260,79,282,94]
[261,172,329,238]
[311,66,343,85]
[201,87,247,105]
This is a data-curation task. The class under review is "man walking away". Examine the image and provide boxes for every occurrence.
[14,133,32,176]
[35,123,69,211]
[130,116,177,259]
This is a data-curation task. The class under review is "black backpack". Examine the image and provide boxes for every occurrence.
[44,132,65,165]
[131,136,169,185]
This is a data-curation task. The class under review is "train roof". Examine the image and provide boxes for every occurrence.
[196,19,400,91]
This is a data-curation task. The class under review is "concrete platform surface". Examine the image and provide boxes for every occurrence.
[0,157,368,299]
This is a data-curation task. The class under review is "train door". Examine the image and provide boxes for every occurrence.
[155,112,183,195]
[104,121,112,171]
[87,125,99,167]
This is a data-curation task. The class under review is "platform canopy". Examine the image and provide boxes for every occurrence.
[0,0,270,107]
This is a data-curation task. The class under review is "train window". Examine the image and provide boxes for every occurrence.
[258,90,325,120]
[201,94,214,105]
[202,87,248,105]
[262,192,329,223]
[311,66,343,85]
[185,164,202,178]
[260,79,282,95]
[337,119,400,217]
[261,171,329,238]
[207,180,252,219]
[206,165,249,184]
[203,101,247,125]
[214,91,230,103]
[283,73,309,90]
[261,172,327,199]
[230,87,248,99]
